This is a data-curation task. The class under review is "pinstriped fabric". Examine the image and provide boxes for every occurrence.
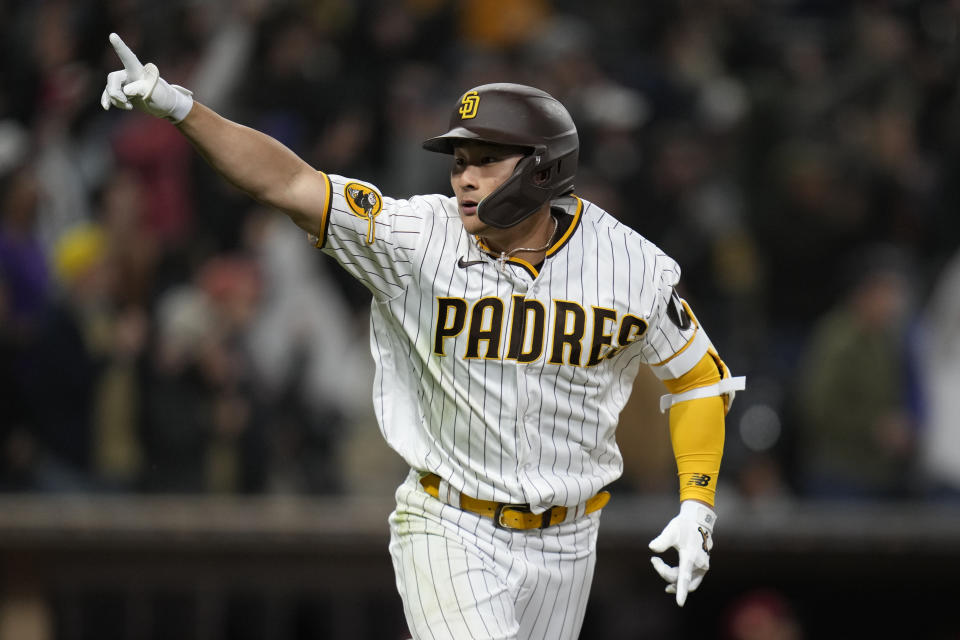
[390,472,598,640]
[314,175,709,639]
[315,177,701,514]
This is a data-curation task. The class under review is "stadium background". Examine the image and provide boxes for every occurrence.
[1,0,960,638]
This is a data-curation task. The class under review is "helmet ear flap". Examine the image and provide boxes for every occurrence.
[477,155,549,229]
[477,148,578,229]
[533,165,552,186]
[533,154,574,190]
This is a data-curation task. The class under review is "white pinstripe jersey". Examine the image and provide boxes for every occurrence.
[311,173,708,513]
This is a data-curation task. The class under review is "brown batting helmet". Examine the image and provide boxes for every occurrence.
[423,83,579,228]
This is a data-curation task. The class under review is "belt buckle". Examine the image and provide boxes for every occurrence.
[494,502,525,530]
[494,503,550,530]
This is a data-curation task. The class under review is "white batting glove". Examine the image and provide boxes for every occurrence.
[648,500,716,607]
[100,33,194,123]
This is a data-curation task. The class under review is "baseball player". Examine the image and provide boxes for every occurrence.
[101,33,744,640]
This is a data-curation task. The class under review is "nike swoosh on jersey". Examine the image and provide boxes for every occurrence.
[457,257,486,268]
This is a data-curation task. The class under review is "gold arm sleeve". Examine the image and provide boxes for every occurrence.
[664,351,727,505]
[670,395,725,505]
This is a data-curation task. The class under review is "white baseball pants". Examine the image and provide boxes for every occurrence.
[388,471,600,640]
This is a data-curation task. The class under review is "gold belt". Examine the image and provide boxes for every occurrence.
[419,473,610,530]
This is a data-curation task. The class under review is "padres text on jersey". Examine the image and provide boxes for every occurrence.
[312,174,704,513]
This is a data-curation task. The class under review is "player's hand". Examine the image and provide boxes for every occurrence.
[648,500,716,607]
[100,33,194,123]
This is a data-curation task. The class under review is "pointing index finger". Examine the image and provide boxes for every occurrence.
[675,554,693,606]
[109,33,143,74]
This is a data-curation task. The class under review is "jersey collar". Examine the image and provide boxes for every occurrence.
[475,195,583,279]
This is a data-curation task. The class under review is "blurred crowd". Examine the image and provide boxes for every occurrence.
[1,0,959,505]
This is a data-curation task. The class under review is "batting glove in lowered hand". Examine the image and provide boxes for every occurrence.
[100,33,194,123]
[649,500,716,607]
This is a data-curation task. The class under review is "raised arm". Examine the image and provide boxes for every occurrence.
[101,33,328,236]
[176,103,328,235]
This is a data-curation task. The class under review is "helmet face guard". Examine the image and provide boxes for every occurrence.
[423,83,579,228]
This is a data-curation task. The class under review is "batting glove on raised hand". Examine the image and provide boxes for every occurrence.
[649,500,716,607]
[100,33,194,123]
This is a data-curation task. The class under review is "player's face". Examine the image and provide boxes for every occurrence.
[450,142,527,235]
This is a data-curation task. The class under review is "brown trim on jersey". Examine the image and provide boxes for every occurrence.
[473,239,542,279]
[474,194,584,279]
[545,194,583,258]
[511,258,540,279]
[312,171,334,249]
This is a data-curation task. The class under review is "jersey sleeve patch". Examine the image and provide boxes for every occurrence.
[666,289,692,330]
[344,181,383,244]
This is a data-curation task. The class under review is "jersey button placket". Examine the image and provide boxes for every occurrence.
[514,353,531,468]
[512,288,543,497]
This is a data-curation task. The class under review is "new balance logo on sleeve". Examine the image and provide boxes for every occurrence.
[687,474,712,487]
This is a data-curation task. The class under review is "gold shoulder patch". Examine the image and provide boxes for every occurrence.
[344,182,383,244]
